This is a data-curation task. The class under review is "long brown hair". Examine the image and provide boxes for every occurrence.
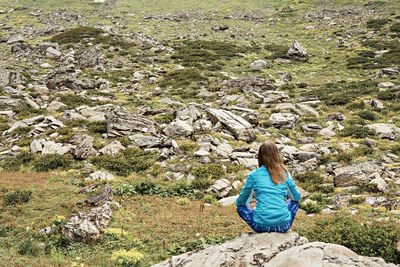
[258,141,288,184]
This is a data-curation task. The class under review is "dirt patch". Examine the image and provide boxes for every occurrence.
[0,172,50,189]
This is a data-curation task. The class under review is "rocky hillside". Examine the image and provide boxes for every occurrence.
[0,0,399,266]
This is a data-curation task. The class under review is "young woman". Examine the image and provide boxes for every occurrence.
[236,141,301,233]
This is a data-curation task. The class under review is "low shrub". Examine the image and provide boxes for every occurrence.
[300,201,322,214]
[160,68,207,88]
[91,148,158,176]
[33,154,74,172]
[0,151,36,171]
[192,163,225,190]
[18,237,42,256]
[296,216,400,264]
[339,125,374,138]
[366,18,391,31]
[3,189,32,206]
[348,196,366,205]
[390,22,400,33]
[294,172,332,193]
[357,110,379,121]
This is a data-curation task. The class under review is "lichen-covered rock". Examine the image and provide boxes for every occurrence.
[367,123,400,140]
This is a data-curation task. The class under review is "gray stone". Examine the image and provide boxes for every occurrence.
[105,110,157,137]
[287,40,309,57]
[0,96,26,110]
[218,195,238,207]
[47,100,67,112]
[85,171,115,181]
[163,120,193,139]
[208,178,232,198]
[70,134,98,159]
[250,59,270,69]
[7,36,24,44]
[367,123,400,139]
[193,119,213,132]
[206,108,256,142]
[46,47,62,59]
[129,134,171,148]
[269,113,298,129]
[99,140,125,156]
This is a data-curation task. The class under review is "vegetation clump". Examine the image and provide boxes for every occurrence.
[3,189,32,206]
[191,163,226,190]
[171,40,257,71]
[294,171,333,193]
[111,248,144,266]
[160,68,207,88]
[91,148,158,176]
[366,18,391,31]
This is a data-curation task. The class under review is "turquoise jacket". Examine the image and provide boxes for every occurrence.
[236,165,302,227]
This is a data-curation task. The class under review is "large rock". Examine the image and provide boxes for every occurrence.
[0,96,26,110]
[70,134,98,159]
[163,120,194,139]
[206,108,256,142]
[62,185,115,243]
[3,115,64,137]
[333,161,382,187]
[76,48,104,68]
[250,59,270,69]
[208,179,232,198]
[99,140,125,156]
[105,110,157,137]
[269,112,298,129]
[153,232,396,267]
[129,134,171,148]
[63,104,119,122]
[287,40,309,58]
[367,123,400,140]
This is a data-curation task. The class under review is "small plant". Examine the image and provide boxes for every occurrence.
[339,125,374,139]
[18,237,42,257]
[177,197,190,206]
[294,172,332,193]
[160,68,207,88]
[3,189,32,206]
[104,228,126,240]
[111,248,144,266]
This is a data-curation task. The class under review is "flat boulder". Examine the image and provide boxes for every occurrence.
[153,232,396,267]
[367,123,400,140]
[206,108,256,142]
[105,110,157,137]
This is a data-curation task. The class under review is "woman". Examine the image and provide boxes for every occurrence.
[236,141,301,233]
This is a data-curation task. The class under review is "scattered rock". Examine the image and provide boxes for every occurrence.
[85,171,115,181]
[105,110,158,137]
[206,108,256,142]
[269,113,298,129]
[208,178,232,198]
[287,40,309,57]
[163,120,194,139]
[250,59,270,69]
[99,140,125,155]
[367,123,400,140]
[70,134,98,159]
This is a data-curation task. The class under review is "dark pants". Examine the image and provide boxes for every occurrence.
[237,199,299,233]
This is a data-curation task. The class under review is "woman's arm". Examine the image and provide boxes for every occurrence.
[235,173,254,206]
[286,173,302,201]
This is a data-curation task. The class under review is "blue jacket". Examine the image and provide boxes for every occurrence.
[236,165,301,227]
